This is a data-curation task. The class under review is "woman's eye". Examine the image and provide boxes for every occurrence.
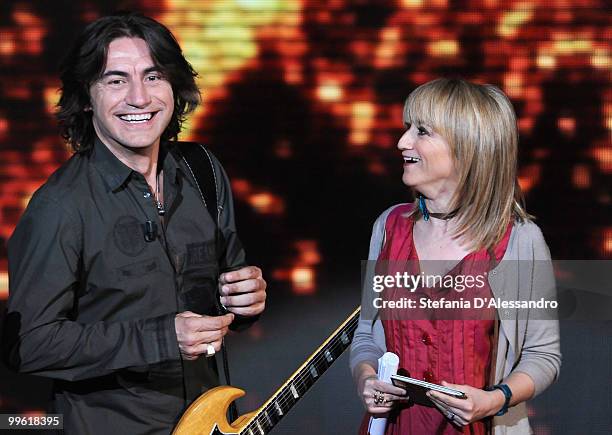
[417,126,429,136]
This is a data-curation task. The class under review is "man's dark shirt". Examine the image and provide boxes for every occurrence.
[3,138,251,434]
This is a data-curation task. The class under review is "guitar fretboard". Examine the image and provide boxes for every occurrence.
[239,307,361,435]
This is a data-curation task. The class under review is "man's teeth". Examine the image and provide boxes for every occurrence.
[119,113,153,122]
[404,156,421,163]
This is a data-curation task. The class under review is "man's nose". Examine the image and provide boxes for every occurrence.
[125,80,151,108]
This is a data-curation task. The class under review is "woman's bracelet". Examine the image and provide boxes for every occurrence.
[485,384,513,416]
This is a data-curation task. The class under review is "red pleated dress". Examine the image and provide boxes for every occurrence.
[360,204,512,435]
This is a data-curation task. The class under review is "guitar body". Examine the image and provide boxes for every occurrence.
[173,307,361,434]
[173,386,257,435]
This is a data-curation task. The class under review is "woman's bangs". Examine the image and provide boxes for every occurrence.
[404,89,437,129]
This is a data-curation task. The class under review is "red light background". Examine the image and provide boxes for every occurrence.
[0,1,609,433]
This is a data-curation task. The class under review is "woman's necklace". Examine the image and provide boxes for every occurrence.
[428,209,458,220]
[418,193,457,221]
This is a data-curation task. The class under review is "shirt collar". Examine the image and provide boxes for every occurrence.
[159,143,181,187]
[91,136,183,192]
[164,142,194,188]
[91,136,133,192]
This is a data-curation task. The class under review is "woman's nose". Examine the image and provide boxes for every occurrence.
[397,130,414,150]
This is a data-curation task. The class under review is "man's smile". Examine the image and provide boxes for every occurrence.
[116,111,158,123]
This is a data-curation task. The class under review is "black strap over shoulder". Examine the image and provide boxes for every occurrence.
[174,142,219,227]
[172,141,238,421]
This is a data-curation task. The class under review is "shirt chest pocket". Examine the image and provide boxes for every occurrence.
[116,257,161,281]
[179,240,221,315]
[184,240,217,272]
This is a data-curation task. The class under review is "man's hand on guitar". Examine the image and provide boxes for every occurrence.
[175,311,234,360]
[219,266,267,317]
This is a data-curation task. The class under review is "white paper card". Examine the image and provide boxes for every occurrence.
[368,352,400,435]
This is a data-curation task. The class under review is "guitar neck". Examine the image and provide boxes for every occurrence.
[239,307,361,435]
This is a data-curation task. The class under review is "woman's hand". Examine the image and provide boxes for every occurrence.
[426,381,505,426]
[356,363,408,414]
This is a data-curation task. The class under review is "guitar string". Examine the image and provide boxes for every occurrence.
[240,323,357,435]
[241,315,360,434]
[244,317,359,433]
[255,315,360,412]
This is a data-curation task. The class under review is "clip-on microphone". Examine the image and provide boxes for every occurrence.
[144,220,158,242]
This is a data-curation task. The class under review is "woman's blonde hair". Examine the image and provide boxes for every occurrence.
[403,77,531,251]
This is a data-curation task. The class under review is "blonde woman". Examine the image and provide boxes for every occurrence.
[350,78,561,434]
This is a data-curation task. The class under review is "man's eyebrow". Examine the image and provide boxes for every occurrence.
[143,66,162,74]
[101,70,129,78]
[100,67,162,78]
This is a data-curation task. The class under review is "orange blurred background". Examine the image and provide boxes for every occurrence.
[0,1,609,433]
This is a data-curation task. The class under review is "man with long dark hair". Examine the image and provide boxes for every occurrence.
[3,13,266,434]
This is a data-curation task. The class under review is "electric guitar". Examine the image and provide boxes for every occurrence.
[173,306,361,435]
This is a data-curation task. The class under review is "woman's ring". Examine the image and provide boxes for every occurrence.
[373,390,385,405]
[445,409,455,421]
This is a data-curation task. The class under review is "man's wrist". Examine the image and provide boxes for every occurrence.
[145,313,181,363]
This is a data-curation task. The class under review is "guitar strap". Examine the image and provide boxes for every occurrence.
[175,142,219,227]
[174,141,239,422]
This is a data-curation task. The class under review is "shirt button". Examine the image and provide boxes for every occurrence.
[422,333,432,345]
[143,192,151,198]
